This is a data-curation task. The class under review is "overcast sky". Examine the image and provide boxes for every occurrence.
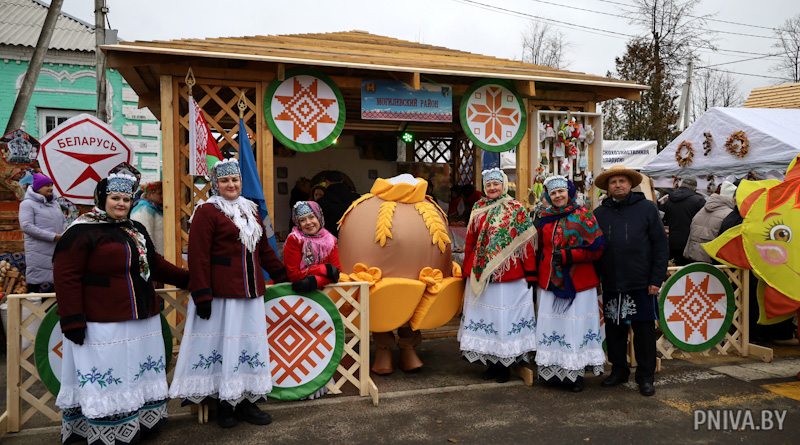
[63,0,795,101]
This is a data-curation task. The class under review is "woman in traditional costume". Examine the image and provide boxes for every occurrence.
[54,163,189,444]
[169,159,287,428]
[534,176,605,392]
[285,200,341,293]
[457,168,538,382]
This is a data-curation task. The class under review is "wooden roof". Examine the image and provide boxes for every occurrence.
[744,82,800,109]
[103,30,647,118]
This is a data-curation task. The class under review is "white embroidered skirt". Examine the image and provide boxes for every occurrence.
[56,315,168,419]
[169,297,271,404]
[458,278,537,366]
[535,287,606,382]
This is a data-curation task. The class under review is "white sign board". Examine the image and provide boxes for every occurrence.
[38,114,133,205]
[602,140,657,170]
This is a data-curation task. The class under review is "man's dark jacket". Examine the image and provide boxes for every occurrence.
[594,192,669,292]
[662,187,705,255]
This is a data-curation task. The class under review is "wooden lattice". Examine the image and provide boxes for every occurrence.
[414,137,453,164]
[454,138,475,186]
[1,284,377,436]
[656,266,764,360]
[173,80,261,267]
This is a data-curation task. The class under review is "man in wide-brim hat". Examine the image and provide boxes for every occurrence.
[594,164,643,193]
[592,164,668,397]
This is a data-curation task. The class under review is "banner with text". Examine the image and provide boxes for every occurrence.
[361,80,452,122]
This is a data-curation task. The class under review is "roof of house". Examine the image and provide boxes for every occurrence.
[743,82,800,109]
[0,0,95,52]
[103,30,647,91]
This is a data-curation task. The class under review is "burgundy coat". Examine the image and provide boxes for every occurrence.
[54,220,189,333]
[188,203,287,305]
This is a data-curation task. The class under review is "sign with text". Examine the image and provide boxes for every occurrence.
[361,80,452,122]
[38,114,132,205]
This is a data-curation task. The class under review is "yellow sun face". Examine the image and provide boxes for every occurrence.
[741,193,799,301]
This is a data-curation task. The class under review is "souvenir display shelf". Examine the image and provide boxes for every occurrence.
[533,110,602,207]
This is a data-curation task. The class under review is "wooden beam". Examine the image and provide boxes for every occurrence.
[117,66,149,95]
[160,75,178,265]
[514,80,536,97]
[598,87,641,101]
[277,63,285,81]
[529,90,597,102]
[408,72,421,90]
[259,81,276,228]
[516,99,531,206]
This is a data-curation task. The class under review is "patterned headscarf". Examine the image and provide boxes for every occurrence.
[209,158,240,195]
[289,201,336,270]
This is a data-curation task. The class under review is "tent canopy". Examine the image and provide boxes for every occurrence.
[642,107,800,178]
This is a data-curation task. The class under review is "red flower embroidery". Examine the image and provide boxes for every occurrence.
[515,211,526,223]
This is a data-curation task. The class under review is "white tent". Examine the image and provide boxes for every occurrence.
[602,140,657,170]
[642,107,800,178]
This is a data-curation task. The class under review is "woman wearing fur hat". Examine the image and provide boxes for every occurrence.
[169,158,287,429]
[53,163,189,444]
[458,168,538,383]
[19,173,65,292]
[534,176,605,392]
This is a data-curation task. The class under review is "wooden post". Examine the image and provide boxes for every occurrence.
[359,283,370,397]
[516,99,531,206]
[741,269,749,356]
[258,82,275,229]
[473,149,482,187]
[160,75,178,265]
[6,297,21,432]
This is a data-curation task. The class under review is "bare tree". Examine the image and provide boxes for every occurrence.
[520,21,568,69]
[692,69,742,119]
[628,0,713,69]
[772,14,800,82]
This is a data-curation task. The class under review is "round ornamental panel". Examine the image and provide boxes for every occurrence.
[264,284,345,401]
[264,69,345,152]
[659,263,736,352]
[34,304,173,397]
[459,79,527,153]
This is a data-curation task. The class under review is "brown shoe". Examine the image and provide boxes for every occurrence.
[399,346,423,373]
[371,332,396,375]
[371,346,394,375]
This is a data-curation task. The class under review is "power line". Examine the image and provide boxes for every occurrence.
[455,0,781,60]
[697,53,781,69]
[526,0,779,40]
[454,0,636,40]
[694,66,789,80]
[591,0,781,32]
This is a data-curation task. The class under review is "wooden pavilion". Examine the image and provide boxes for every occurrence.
[101,30,647,265]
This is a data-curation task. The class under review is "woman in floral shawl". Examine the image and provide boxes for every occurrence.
[534,176,605,392]
[457,168,538,383]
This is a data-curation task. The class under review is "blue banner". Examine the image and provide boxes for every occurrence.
[238,119,280,267]
[361,80,452,122]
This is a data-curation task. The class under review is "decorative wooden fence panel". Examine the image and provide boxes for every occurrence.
[1,283,376,437]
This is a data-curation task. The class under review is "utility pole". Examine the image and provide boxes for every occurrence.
[95,0,108,122]
[678,60,693,132]
[683,60,693,130]
[4,0,64,134]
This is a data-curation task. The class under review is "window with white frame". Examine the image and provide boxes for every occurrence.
[37,109,88,136]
